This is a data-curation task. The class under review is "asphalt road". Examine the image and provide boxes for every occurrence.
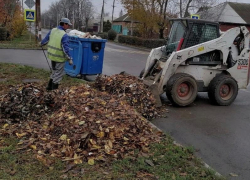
[154,89,250,180]
[1,30,250,179]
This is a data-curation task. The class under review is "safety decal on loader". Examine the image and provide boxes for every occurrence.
[237,59,249,70]
[198,46,204,52]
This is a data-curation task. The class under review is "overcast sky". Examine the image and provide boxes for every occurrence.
[23,0,124,19]
[23,0,249,19]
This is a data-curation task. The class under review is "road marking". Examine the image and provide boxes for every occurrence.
[105,47,149,55]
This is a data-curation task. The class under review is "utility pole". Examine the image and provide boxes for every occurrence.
[44,16,45,28]
[112,0,115,22]
[99,0,105,33]
[35,0,41,42]
[131,0,134,36]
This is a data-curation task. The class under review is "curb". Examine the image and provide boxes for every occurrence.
[0,47,45,50]
[107,41,152,52]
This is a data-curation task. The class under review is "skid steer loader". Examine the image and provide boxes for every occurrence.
[140,18,250,107]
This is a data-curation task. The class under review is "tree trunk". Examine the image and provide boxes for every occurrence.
[85,19,89,32]
[159,28,164,39]
[183,0,192,18]
[159,0,168,39]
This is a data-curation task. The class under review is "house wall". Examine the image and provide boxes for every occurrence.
[112,22,138,35]
[220,24,250,33]
[112,22,127,29]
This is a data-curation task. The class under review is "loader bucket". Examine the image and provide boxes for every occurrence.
[143,80,162,107]
[120,71,162,107]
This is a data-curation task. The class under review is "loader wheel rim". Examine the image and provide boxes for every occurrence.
[219,84,233,100]
[177,83,190,97]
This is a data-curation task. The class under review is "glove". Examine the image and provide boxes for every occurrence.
[68,58,73,65]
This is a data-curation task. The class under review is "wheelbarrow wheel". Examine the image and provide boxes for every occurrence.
[83,75,98,82]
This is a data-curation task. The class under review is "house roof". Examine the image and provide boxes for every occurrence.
[228,2,250,24]
[113,13,139,23]
[197,3,227,22]
[197,2,250,25]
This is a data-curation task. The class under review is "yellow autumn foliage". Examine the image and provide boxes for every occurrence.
[121,0,174,38]
[0,0,26,39]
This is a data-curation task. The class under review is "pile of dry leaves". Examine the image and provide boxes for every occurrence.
[0,84,55,122]
[0,83,163,165]
[94,74,159,119]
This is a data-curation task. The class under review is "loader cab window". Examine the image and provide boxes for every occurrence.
[185,23,219,48]
[200,24,218,43]
[166,21,186,54]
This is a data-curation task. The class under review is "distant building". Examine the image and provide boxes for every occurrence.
[87,15,117,33]
[197,2,250,32]
[112,13,139,35]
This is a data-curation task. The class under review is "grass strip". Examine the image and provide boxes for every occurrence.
[0,63,225,179]
[0,31,47,49]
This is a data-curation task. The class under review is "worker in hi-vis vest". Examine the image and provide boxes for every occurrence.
[40,18,73,90]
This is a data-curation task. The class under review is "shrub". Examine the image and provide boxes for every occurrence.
[118,35,166,48]
[98,32,108,39]
[0,27,7,41]
[103,20,112,32]
[132,29,141,37]
[108,29,117,41]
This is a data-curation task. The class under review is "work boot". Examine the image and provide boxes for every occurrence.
[52,82,59,90]
[46,79,53,91]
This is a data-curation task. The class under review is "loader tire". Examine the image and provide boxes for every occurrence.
[166,73,198,106]
[208,75,238,106]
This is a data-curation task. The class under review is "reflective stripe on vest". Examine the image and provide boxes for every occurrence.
[47,28,66,62]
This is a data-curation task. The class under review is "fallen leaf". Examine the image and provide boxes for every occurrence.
[79,121,85,125]
[88,158,95,166]
[145,159,154,166]
[97,131,105,138]
[180,172,187,176]
[3,124,9,129]
[229,173,238,177]
[30,145,37,150]
[60,134,67,141]
[73,154,82,164]
[16,133,27,138]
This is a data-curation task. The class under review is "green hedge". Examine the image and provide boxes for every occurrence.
[108,29,117,41]
[97,33,108,40]
[0,27,7,41]
[118,35,166,49]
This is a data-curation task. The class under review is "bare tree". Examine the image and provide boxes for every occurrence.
[157,0,170,39]
[43,0,95,31]
[119,9,123,17]
[121,0,176,38]
[78,0,94,31]
[176,0,218,18]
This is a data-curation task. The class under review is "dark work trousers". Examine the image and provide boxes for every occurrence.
[51,61,65,84]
